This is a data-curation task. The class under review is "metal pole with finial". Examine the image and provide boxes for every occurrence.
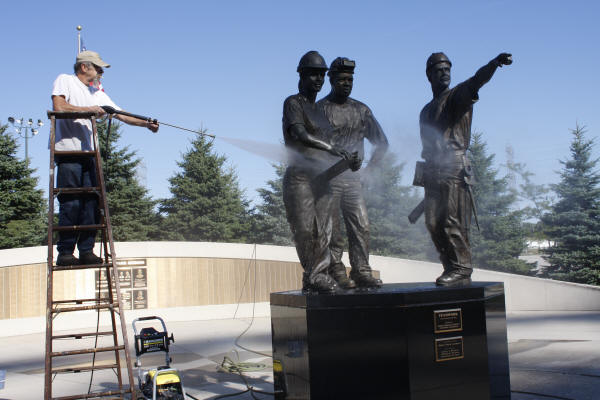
[77,25,82,54]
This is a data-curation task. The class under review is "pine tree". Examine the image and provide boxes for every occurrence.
[469,133,531,274]
[364,152,434,259]
[0,124,46,248]
[542,125,600,285]
[159,133,251,242]
[98,121,160,241]
[250,163,293,245]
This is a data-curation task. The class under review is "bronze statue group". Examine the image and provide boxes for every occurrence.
[283,50,512,293]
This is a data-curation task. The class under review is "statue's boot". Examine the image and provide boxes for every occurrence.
[329,262,356,289]
[350,267,382,288]
[435,271,472,286]
[303,272,338,294]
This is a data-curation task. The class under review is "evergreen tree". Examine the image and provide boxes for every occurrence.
[250,163,293,245]
[469,133,531,274]
[363,152,434,259]
[542,125,600,285]
[159,133,250,242]
[0,124,46,248]
[98,120,160,241]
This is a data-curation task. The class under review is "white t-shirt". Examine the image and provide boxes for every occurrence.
[51,74,121,151]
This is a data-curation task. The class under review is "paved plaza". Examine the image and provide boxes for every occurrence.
[0,311,598,399]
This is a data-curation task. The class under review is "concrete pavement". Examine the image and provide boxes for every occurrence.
[0,311,598,399]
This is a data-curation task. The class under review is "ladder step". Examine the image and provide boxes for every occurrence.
[52,390,132,400]
[51,363,120,375]
[51,345,125,357]
[52,389,132,400]
[53,263,112,271]
[52,224,106,232]
[52,303,119,313]
[47,110,96,119]
[54,150,96,157]
[53,298,107,304]
[53,331,115,340]
[53,187,101,195]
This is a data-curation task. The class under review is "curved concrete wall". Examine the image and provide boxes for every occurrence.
[1,241,599,329]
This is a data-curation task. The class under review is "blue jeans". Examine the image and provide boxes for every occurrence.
[56,157,98,255]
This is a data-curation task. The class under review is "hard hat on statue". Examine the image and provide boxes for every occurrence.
[297,51,328,72]
[328,57,356,76]
[426,52,452,73]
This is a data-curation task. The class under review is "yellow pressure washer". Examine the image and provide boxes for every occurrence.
[132,316,186,400]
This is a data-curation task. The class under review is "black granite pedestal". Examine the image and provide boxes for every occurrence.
[270,282,510,400]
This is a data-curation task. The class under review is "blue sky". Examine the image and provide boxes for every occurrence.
[1,0,598,204]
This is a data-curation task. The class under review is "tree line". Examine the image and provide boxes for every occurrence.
[1,122,598,286]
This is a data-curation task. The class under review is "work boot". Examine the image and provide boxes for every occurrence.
[303,273,338,294]
[79,252,104,265]
[435,271,472,286]
[350,269,382,288]
[56,253,79,266]
[329,263,356,290]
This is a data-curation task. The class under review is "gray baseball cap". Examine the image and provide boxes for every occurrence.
[76,51,111,68]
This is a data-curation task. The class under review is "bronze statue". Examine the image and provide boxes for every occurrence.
[317,57,389,289]
[282,51,351,293]
[415,52,512,286]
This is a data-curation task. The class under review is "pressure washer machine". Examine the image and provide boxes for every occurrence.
[132,316,186,400]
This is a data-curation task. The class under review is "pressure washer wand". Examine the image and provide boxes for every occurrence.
[100,105,216,138]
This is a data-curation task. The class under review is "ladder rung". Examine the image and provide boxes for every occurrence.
[52,303,119,313]
[52,224,106,232]
[53,331,115,340]
[51,345,125,357]
[53,298,107,304]
[52,390,132,400]
[53,263,112,271]
[52,389,132,400]
[53,187,101,195]
[52,363,120,374]
[54,150,96,157]
[47,110,96,119]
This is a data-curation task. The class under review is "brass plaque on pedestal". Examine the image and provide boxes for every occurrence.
[433,308,463,333]
[435,336,464,362]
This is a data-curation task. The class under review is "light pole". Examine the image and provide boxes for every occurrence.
[7,117,43,163]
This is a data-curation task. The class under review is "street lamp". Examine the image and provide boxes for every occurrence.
[7,116,43,162]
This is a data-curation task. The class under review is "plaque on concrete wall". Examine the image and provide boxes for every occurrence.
[121,290,133,310]
[433,308,463,333]
[434,336,464,362]
[118,269,132,289]
[133,289,148,309]
[133,268,147,288]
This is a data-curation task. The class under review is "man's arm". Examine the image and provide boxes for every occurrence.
[52,95,105,116]
[289,124,348,158]
[114,113,159,133]
[364,108,389,168]
[471,53,512,91]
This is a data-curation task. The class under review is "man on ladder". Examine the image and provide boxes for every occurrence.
[51,50,159,266]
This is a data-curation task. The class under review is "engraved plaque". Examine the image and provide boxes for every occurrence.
[121,290,132,310]
[133,289,148,309]
[434,308,463,333]
[118,269,132,289]
[435,336,464,362]
[133,268,147,288]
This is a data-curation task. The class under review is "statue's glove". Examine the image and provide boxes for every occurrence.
[495,53,513,67]
[349,152,363,172]
[329,146,351,160]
